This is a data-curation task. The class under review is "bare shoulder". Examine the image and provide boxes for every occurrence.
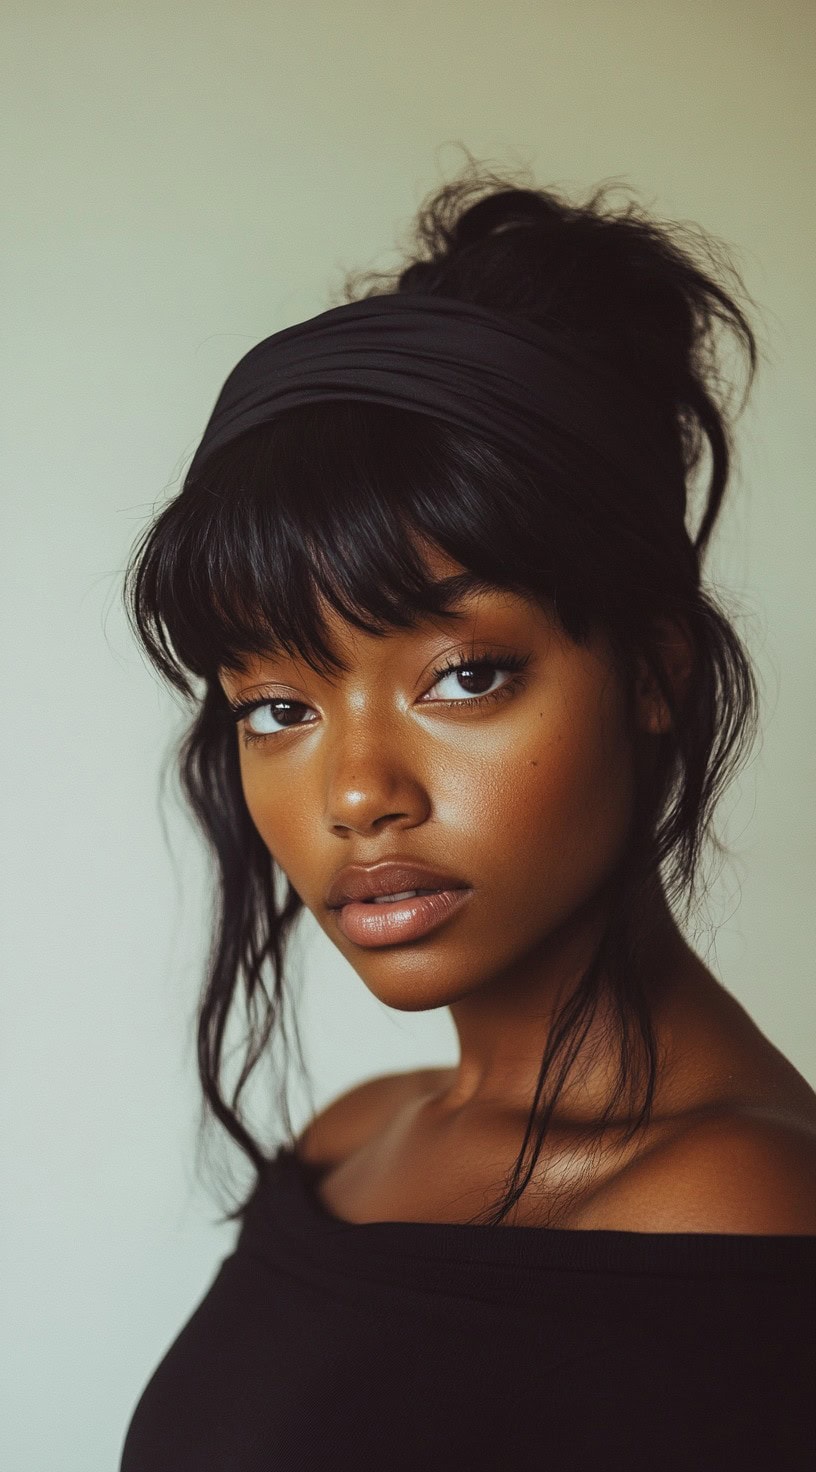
[600,1108,816,1236]
[294,1067,444,1170]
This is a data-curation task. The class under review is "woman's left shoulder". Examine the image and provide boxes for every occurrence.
[603,1106,816,1236]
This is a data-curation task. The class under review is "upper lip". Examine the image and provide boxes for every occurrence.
[325,858,471,909]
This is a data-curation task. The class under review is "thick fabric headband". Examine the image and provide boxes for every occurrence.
[186,292,684,516]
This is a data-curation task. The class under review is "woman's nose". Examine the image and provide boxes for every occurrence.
[322,721,431,837]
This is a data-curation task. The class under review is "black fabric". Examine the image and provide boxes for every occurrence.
[185,293,686,520]
[120,1144,816,1471]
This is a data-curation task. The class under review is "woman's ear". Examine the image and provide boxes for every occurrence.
[635,617,695,735]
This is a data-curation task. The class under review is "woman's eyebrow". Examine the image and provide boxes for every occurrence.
[431,571,502,604]
[429,572,538,615]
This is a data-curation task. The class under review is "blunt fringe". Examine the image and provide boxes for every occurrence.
[124,153,761,1227]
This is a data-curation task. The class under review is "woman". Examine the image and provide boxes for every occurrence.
[120,161,816,1470]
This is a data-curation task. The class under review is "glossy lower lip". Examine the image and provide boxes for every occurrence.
[333,888,474,947]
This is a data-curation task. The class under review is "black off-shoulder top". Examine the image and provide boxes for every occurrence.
[120,1143,816,1471]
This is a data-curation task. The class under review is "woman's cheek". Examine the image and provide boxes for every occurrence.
[516,690,637,889]
[239,760,293,850]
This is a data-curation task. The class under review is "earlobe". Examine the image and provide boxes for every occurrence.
[635,618,695,736]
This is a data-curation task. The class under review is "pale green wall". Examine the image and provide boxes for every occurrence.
[2,3,814,1467]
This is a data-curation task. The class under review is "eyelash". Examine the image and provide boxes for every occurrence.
[226,647,532,749]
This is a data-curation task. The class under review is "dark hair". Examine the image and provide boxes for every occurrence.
[124,153,761,1226]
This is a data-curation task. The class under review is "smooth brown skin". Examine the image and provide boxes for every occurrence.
[220,544,816,1232]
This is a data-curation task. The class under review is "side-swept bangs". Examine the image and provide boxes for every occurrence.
[126,400,622,699]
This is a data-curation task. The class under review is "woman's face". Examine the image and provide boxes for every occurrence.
[218,546,665,1014]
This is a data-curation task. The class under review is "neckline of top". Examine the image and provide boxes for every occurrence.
[261,1144,816,1277]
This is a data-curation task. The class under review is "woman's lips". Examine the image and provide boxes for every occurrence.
[334,887,474,947]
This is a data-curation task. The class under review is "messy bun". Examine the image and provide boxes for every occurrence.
[126,156,761,1226]
[346,164,757,561]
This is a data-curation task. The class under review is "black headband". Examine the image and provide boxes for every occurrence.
[186,292,684,518]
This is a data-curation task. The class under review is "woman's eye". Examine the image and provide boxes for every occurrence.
[421,650,531,708]
[243,700,315,740]
[424,660,511,702]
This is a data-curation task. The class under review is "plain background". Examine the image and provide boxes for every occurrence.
[2,3,814,1467]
